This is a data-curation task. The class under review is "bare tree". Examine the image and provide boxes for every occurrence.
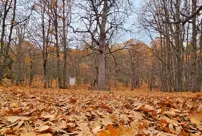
[0,0,17,85]
[140,0,202,92]
[62,0,72,89]
[31,0,52,88]
[73,0,132,90]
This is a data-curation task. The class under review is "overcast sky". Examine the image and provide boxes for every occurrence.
[70,0,155,47]
[118,0,157,45]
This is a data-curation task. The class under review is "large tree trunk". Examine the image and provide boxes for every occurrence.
[97,0,108,90]
[98,50,106,89]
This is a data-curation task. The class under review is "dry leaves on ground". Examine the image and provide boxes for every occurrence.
[0,87,202,136]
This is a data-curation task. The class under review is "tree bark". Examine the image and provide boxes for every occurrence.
[62,0,68,89]
[0,0,15,85]
[191,0,198,92]
[98,50,106,89]
[97,0,108,90]
[53,0,62,88]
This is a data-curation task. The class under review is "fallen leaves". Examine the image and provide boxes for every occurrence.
[21,132,37,136]
[21,132,52,136]
[99,104,113,113]
[190,110,202,129]
[69,98,77,104]
[10,103,19,108]
[6,116,29,123]
[95,124,133,136]
[36,125,51,133]
[0,87,202,136]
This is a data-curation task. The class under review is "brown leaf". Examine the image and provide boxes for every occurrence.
[6,116,29,123]
[38,133,52,136]
[190,111,202,126]
[37,125,52,133]
[21,132,37,136]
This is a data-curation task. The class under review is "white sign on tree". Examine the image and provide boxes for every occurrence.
[69,77,76,86]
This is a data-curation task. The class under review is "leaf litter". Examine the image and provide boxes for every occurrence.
[0,87,202,136]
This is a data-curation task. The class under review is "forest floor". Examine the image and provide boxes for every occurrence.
[0,86,202,136]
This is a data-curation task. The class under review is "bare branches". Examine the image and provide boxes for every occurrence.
[161,3,202,25]
[107,44,128,55]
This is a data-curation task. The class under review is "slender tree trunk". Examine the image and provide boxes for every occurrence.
[62,0,68,89]
[191,0,198,92]
[95,55,99,86]
[184,22,190,91]
[159,34,165,91]
[41,5,48,88]
[129,50,135,90]
[16,35,23,86]
[43,61,47,88]
[53,0,62,88]
[111,54,118,88]
[29,57,34,87]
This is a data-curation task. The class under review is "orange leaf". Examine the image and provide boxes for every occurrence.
[96,130,110,136]
[99,104,110,110]
[160,105,166,114]
[181,130,189,136]
[107,124,119,136]
[69,98,77,104]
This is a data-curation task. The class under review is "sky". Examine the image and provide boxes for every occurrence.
[116,0,150,44]
[70,0,155,47]
[118,0,155,45]
[111,0,156,45]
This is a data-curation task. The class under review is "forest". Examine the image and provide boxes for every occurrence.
[1,0,202,136]
[0,0,202,92]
